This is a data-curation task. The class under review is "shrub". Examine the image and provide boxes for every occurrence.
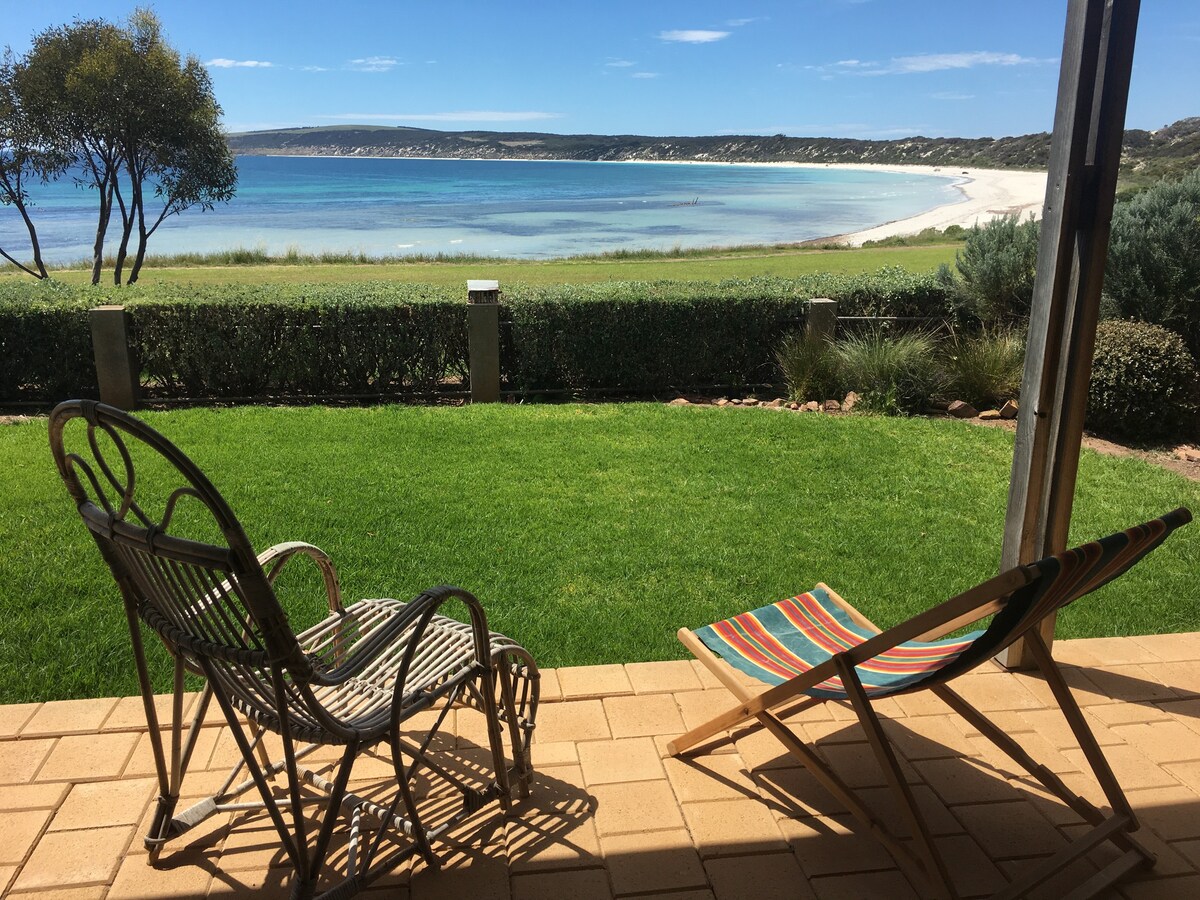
[1104,168,1200,359]
[0,281,97,402]
[951,214,1041,326]
[834,329,942,415]
[1087,320,1198,440]
[940,329,1025,409]
[775,331,839,402]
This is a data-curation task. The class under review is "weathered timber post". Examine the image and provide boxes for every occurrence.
[89,305,139,410]
[806,298,838,343]
[467,280,501,403]
[1000,0,1140,668]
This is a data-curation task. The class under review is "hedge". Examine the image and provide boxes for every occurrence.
[0,269,952,403]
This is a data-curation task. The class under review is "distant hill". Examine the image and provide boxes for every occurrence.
[226,119,1200,185]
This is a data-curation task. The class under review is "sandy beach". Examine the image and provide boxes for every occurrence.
[812,163,1048,245]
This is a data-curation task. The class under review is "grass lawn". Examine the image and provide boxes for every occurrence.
[13,243,959,288]
[2,403,1196,704]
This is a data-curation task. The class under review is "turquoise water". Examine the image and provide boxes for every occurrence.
[3,156,963,263]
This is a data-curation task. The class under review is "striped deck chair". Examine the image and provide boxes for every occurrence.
[669,508,1192,900]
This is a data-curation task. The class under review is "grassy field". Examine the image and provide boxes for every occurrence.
[2,403,1196,704]
[9,243,960,287]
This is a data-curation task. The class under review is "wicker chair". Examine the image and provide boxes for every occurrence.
[49,400,539,900]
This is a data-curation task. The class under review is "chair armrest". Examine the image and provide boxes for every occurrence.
[257,542,343,615]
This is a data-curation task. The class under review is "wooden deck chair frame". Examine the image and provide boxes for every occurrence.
[49,400,539,900]
[669,509,1191,900]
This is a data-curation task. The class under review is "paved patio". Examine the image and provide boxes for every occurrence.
[3,633,1200,899]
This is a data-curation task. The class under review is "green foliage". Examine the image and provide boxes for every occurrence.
[0,281,96,401]
[861,225,967,248]
[833,329,943,415]
[1104,168,1200,359]
[776,331,839,402]
[951,214,1041,326]
[941,329,1026,409]
[1087,320,1198,441]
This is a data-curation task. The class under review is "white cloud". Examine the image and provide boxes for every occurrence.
[726,17,764,27]
[347,56,401,73]
[932,91,975,101]
[205,58,273,68]
[300,65,330,72]
[885,51,1039,74]
[606,59,636,67]
[322,111,563,123]
[659,30,730,44]
[631,72,659,79]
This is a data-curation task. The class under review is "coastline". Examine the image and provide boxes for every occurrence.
[243,152,1048,248]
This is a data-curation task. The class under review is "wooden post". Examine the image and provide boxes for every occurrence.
[806,299,838,343]
[467,280,501,403]
[89,305,139,410]
[999,0,1140,668]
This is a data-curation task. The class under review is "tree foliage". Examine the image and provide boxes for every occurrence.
[949,214,1041,327]
[2,8,236,284]
[1104,168,1200,359]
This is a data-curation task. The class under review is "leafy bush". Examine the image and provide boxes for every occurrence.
[776,331,839,402]
[951,214,1041,326]
[833,330,943,415]
[941,329,1025,409]
[1087,320,1198,440]
[0,281,97,402]
[1104,168,1200,359]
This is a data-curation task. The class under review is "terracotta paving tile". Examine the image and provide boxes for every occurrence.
[690,659,726,690]
[598,829,708,895]
[1125,784,1200,840]
[504,764,601,872]
[663,753,758,804]
[1119,874,1200,899]
[915,756,1021,805]
[590,779,684,835]
[36,730,140,782]
[1061,745,1179,791]
[0,737,56,784]
[578,737,665,785]
[0,781,69,811]
[1061,821,1193,879]
[704,851,817,900]
[1061,637,1165,666]
[950,670,1047,711]
[1152,661,1200,698]
[1157,698,1200,738]
[880,713,978,760]
[532,740,578,767]
[1085,701,1170,727]
[1130,633,1200,663]
[681,798,787,857]
[934,832,1010,897]
[675,689,743,733]
[408,845,511,900]
[0,807,54,866]
[1164,759,1200,792]
[20,698,118,737]
[0,703,40,738]
[996,856,1101,900]
[107,853,215,899]
[1110,720,1200,764]
[4,889,108,900]
[10,824,134,891]
[533,699,610,744]
[819,740,921,790]
[1083,664,1182,703]
[205,865,292,898]
[809,870,919,900]
[557,664,633,700]
[801,719,867,746]
[782,812,897,877]
[734,726,807,773]
[855,784,963,837]
[1174,838,1200,869]
[951,799,1066,859]
[101,693,194,732]
[752,764,846,820]
[49,777,157,831]
[602,693,684,738]
[1018,707,1121,748]
[537,668,562,703]
[624,660,702,695]
[511,868,612,900]
[893,688,954,718]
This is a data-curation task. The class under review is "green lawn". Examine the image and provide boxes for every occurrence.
[11,243,959,288]
[2,404,1196,703]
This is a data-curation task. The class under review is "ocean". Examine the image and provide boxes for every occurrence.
[3,155,963,264]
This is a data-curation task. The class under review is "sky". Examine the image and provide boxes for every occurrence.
[3,1,1197,140]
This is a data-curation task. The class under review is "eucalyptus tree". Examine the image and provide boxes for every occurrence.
[6,9,236,284]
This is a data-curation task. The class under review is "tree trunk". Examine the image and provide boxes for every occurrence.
[1,195,49,279]
[129,182,151,285]
[112,176,134,285]
[90,178,114,285]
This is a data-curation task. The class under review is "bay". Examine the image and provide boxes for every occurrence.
[2,155,963,264]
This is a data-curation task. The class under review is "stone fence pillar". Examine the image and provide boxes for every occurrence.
[806,298,838,343]
[467,280,501,403]
[89,305,139,410]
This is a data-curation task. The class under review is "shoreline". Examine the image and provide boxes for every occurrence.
[242,152,1048,247]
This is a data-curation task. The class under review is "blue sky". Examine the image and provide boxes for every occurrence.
[4,1,1197,139]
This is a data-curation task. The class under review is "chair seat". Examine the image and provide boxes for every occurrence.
[695,587,983,699]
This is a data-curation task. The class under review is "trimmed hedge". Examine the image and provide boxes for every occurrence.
[0,269,951,403]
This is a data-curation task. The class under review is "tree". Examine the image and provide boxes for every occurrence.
[5,9,235,284]
[949,214,1041,327]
